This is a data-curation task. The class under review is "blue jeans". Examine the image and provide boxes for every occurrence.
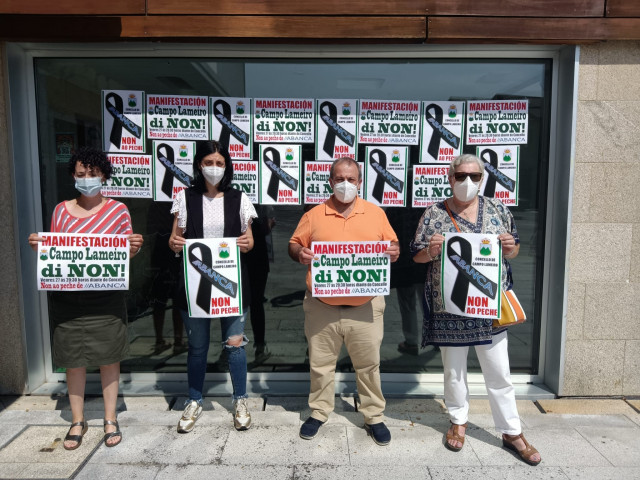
[180,310,249,401]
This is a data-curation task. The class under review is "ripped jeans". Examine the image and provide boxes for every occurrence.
[180,310,249,401]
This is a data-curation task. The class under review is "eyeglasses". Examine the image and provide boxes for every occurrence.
[453,172,483,182]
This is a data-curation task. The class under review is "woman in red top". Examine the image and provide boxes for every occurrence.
[29,147,143,450]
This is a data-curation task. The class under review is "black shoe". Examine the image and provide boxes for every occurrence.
[397,341,419,356]
[364,422,391,446]
[299,417,325,440]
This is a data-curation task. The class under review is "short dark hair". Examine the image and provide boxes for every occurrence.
[192,140,233,193]
[329,157,361,181]
[68,147,112,179]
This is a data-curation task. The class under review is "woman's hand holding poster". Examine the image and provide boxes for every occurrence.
[184,238,242,318]
[441,233,501,318]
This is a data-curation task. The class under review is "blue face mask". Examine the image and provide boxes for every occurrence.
[74,176,103,197]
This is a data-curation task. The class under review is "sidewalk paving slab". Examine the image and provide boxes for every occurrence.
[74,464,161,480]
[429,466,568,479]
[293,465,429,480]
[520,413,638,429]
[0,425,103,479]
[158,464,294,480]
[221,425,349,467]
[86,425,227,465]
[576,426,640,467]
[561,466,640,480]
[537,399,636,415]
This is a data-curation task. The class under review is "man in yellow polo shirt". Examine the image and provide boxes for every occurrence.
[289,157,400,446]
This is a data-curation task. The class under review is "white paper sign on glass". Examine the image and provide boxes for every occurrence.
[104,154,153,199]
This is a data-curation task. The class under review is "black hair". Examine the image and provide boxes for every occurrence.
[192,140,233,193]
[67,147,112,179]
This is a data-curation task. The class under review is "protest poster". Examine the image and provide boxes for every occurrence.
[412,165,451,208]
[259,144,301,205]
[441,233,502,319]
[103,154,153,199]
[315,99,358,160]
[183,238,242,318]
[210,97,252,160]
[420,101,465,163]
[303,161,364,205]
[364,146,408,207]
[231,160,259,204]
[477,146,520,206]
[310,241,391,297]
[253,98,315,143]
[147,94,209,140]
[152,141,195,202]
[37,233,129,291]
[466,99,528,145]
[102,90,145,153]
[358,100,421,145]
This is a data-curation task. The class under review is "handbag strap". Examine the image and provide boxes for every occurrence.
[443,200,462,233]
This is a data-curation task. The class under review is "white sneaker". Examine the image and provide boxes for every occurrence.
[234,398,251,431]
[177,399,203,433]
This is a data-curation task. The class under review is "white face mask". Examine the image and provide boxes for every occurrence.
[201,166,225,186]
[74,176,103,197]
[452,176,480,202]
[332,180,358,204]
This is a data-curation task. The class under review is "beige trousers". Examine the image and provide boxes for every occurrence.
[303,292,386,425]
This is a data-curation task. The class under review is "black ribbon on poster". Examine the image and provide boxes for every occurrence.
[424,103,460,161]
[105,92,142,148]
[212,99,250,147]
[319,101,355,157]
[157,143,193,198]
[188,242,238,313]
[479,148,516,196]
[263,147,298,201]
[446,236,498,312]
[369,148,404,203]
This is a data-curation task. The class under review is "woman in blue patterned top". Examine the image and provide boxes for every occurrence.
[411,154,540,466]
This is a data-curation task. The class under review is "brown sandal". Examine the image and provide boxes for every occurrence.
[445,422,467,452]
[502,433,541,466]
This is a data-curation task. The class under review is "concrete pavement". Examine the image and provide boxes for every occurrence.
[0,395,639,479]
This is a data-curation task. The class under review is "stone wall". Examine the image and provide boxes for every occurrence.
[565,41,640,395]
[0,43,27,394]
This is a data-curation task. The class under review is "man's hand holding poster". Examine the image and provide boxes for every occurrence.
[184,238,242,318]
[310,241,391,297]
[441,233,501,319]
[37,233,130,291]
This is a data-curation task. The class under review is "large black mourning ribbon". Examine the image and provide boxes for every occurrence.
[263,147,298,201]
[157,143,193,198]
[369,148,404,203]
[188,242,238,314]
[213,99,250,147]
[479,148,515,196]
[424,103,460,160]
[446,236,498,312]
[105,92,142,148]
[319,101,355,157]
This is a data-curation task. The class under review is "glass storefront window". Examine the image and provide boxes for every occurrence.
[34,56,550,375]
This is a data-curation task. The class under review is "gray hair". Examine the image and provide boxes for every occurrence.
[330,157,361,181]
[448,154,485,179]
